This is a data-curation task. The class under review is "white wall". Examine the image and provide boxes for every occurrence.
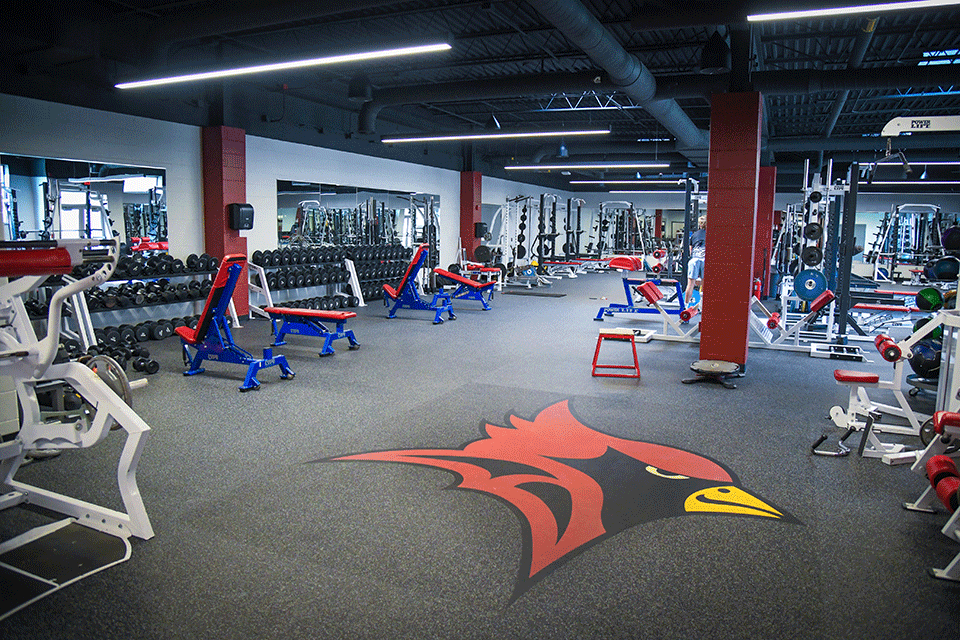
[0,93,205,256]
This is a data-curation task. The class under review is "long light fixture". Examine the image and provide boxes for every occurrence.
[610,190,689,194]
[116,42,452,89]
[570,179,681,185]
[382,128,609,144]
[505,162,670,171]
[748,0,960,22]
[868,181,960,185]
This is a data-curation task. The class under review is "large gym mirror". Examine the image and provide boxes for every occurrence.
[0,154,166,244]
[277,180,440,247]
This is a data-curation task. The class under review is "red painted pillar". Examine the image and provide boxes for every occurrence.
[202,126,249,315]
[700,92,762,368]
[460,171,482,261]
[754,166,777,299]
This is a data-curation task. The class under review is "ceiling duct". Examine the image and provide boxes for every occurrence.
[524,0,709,163]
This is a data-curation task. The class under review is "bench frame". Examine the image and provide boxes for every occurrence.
[434,268,495,310]
[383,244,455,324]
[177,254,294,391]
[265,307,359,356]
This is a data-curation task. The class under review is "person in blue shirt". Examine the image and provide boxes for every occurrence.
[685,215,706,305]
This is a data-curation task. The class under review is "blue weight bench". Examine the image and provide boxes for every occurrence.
[434,268,495,310]
[383,244,455,324]
[175,253,295,391]
[263,307,360,356]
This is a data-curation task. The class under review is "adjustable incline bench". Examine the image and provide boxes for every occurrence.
[383,243,455,324]
[176,254,295,391]
[263,305,359,356]
[434,267,496,311]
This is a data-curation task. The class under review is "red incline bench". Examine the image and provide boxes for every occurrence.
[383,243,455,324]
[433,267,496,310]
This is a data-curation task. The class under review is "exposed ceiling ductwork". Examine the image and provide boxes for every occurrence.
[523,0,709,163]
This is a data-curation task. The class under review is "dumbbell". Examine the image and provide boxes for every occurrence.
[132,356,161,375]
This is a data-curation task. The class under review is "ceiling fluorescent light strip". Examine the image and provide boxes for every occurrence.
[116,42,451,89]
[868,181,960,185]
[748,0,960,22]
[506,163,670,171]
[570,179,681,185]
[382,128,609,144]
[610,190,688,194]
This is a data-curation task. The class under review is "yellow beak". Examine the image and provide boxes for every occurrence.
[684,485,784,519]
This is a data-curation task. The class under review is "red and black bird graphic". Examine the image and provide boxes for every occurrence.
[328,400,797,600]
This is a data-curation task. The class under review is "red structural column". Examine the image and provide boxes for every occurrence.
[460,171,482,260]
[699,92,762,367]
[202,126,249,315]
[753,166,777,299]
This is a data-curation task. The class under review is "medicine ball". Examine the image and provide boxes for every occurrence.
[916,287,944,312]
[909,340,941,379]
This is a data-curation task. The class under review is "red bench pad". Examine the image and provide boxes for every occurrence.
[834,370,880,384]
[464,266,501,272]
[175,325,199,345]
[264,307,356,321]
[434,268,496,289]
[934,411,960,434]
[608,255,642,271]
[810,290,836,313]
[636,281,664,304]
[545,261,581,266]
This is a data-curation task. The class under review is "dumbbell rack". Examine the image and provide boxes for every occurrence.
[247,247,353,318]
[67,270,236,351]
[247,245,413,318]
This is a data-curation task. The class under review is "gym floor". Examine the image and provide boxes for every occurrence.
[2,272,958,639]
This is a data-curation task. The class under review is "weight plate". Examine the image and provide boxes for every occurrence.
[803,222,823,240]
[801,245,823,266]
[795,269,827,301]
[474,245,492,263]
[85,354,133,410]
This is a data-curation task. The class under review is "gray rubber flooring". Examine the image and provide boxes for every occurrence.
[2,271,958,639]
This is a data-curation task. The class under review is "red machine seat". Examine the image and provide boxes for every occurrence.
[834,370,880,384]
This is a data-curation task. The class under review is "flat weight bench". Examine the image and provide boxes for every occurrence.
[176,254,294,391]
[434,268,495,310]
[263,307,359,356]
[383,243,455,324]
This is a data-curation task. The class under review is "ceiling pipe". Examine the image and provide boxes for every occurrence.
[358,71,612,134]
[524,0,709,159]
[822,17,878,138]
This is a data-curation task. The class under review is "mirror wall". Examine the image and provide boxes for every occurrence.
[277,180,440,247]
[0,153,165,244]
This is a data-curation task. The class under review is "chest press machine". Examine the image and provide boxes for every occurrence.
[0,239,154,619]
[176,254,295,391]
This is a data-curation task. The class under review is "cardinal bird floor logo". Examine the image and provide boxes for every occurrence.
[327,400,797,600]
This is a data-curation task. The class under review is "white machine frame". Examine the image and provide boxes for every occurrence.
[0,239,154,540]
